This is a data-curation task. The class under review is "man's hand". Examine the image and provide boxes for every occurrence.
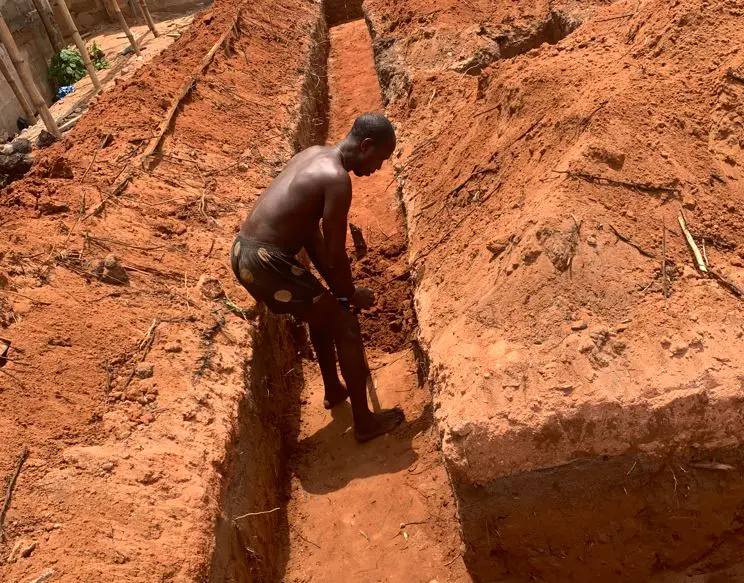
[351,286,375,309]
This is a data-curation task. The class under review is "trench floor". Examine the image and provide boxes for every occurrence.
[282,19,469,583]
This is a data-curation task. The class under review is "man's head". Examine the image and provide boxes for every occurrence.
[345,113,396,177]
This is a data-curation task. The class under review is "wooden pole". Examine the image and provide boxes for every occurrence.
[0,16,60,138]
[104,0,141,55]
[137,0,159,37]
[0,50,37,122]
[29,0,65,53]
[53,0,103,92]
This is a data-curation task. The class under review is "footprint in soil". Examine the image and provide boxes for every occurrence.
[294,402,429,494]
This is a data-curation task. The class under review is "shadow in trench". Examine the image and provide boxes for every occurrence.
[210,312,305,583]
[291,396,435,495]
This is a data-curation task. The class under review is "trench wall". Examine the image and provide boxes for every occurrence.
[209,7,329,582]
[363,0,744,580]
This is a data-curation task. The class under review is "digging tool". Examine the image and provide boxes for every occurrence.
[351,306,381,412]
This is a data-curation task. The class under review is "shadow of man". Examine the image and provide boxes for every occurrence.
[291,398,434,495]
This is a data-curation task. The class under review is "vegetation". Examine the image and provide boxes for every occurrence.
[48,43,109,88]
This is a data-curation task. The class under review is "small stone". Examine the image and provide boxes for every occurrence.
[197,275,224,300]
[21,541,37,558]
[571,321,588,331]
[578,338,595,353]
[237,161,249,172]
[146,386,158,396]
[109,391,123,400]
[11,138,31,153]
[137,470,160,485]
[660,337,672,348]
[450,422,473,438]
[98,254,129,286]
[101,462,115,472]
[7,539,23,562]
[670,341,688,357]
[137,396,149,405]
[660,151,670,159]
[587,235,597,247]
[483,372,491,379]
[0,143,13,155]
[164,342,182,353]
[53,524,62,529]
[141,412,155,424]
[682,194,697,210]
[135,362,154,379]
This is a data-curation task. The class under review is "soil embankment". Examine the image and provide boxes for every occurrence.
[0,0,325,580]
[364,0,744,580]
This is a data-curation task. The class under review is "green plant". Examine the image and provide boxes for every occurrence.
[48,48,86,87]
[48,43,109,88]
[88,42,109,70]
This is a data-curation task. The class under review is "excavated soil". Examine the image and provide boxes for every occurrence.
[0,0,324,580]
[363,0,744,581]
[3,0,744,581]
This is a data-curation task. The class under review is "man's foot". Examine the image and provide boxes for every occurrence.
[323,383,349,409]
[354,408,405,443]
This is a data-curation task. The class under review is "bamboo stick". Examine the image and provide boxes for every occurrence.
[30,0,65,53]
[678,213,707,273]
[0,15,60,137]
[104,0,141,55]
[52,0,102,92]
[0,50,37,122]
[137,0,159,37]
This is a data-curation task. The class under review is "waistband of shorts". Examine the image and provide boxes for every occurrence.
[234,233,295,258]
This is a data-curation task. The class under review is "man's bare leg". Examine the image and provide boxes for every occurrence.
[308,324,348,409]
[303,294,404,442]
[332,305,404,442]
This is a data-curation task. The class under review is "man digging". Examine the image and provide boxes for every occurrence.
[231,112,404,442]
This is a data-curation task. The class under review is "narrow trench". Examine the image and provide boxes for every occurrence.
[280,12,467,583]
[210,3,466,583]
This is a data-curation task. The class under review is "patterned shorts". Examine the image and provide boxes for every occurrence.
[231,234,326,314]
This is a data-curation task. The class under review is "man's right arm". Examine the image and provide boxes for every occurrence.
[321,173,355,300]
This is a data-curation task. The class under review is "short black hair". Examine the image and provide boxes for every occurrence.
[349,113,396,148]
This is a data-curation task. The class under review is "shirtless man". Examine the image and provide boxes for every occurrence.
[231,112,404,442]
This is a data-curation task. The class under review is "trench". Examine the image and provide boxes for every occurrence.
[209,2,467,582]
[201,2,744,582]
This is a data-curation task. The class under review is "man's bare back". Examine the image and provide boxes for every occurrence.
[240,146,350,256]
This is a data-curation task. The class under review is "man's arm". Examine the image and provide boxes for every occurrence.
[321,174,355,299]
[304,227,332,283]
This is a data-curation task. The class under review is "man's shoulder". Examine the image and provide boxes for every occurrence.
[300,148,349,186]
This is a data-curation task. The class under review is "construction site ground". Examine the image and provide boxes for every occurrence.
[2,0,744,582]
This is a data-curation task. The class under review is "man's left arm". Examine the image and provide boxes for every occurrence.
[304,226,332,284]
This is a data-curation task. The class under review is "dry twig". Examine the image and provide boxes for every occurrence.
[234,507,280,520]
[554,170,679,195]
[596,12,634,22]
[609,224,655,258]
[0,446,29,541]
[678,214,707,272]
[80,134,113,183]
[662,222,668,302]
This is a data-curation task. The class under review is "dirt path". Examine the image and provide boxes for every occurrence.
[283,19,469,583]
